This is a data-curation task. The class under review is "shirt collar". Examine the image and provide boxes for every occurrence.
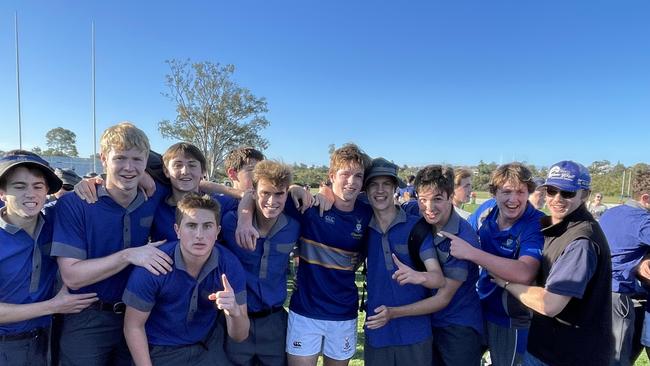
[98,183,146,212]
[173,241,221,283]
[0,207,45,236]
[435,209,461,245]
[368,206,408,233]
[625,199,648,211]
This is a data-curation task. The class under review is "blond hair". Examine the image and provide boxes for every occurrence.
[253,160,293,189]
[100,122,150,155]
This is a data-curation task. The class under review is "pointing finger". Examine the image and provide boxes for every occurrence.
[221,274,232,292]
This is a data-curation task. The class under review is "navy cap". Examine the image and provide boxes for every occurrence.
[542,160,591,192]
[532,177,545,191]
[364,157,406,189]
[0,150,63,194]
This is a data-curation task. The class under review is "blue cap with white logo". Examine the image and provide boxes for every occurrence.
[542,160,591,192]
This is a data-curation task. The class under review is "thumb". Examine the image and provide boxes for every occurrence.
[374,305,386,314]
[149,239,167,247]
[221,274,233,292]
[208,293,217,301]
[391,253,405,269]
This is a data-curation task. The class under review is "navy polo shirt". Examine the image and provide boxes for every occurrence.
[150,190,235,242]
[285,192,373,321]
[424,210,483,334]
[0,208,58,335]
[221,211,300,312]
[600,200,650,294]
[51,184,163,303]
[365,208,436,348]
[123,241,246,346]
[474,203,544,328]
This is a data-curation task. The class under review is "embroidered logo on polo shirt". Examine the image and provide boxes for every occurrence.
[292,341,302,348]
[350,219,364,240]
[325,215,335,225]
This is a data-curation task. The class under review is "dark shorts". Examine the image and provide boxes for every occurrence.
[432,325,482,366]
[364,337,433,366]
[226,308,288,366]
[59,308,130,366]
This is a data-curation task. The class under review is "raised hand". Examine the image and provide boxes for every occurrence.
[209,274,242,317]
[440,230,476,260]
[74,176,103,203]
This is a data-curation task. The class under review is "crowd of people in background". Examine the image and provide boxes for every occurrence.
[1,121,649,366]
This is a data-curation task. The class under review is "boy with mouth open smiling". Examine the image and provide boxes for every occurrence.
[123,193,248,366]
[0,151,98,366]
[236,143,372,366]
[221,160,300,365]
[454,163,545,366]
[51,122,169,365]
[362,158,445,366]
[492,160,612,366]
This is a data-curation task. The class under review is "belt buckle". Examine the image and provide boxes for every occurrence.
[113,302,126,314]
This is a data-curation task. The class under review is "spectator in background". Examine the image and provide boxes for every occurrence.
[600,169,650,366]
[453,169,473,219]
[395,174,416,204]
[588,192,608,220]
[528,177,546,210]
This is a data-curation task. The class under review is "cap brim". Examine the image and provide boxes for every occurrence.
[2,161,63,194]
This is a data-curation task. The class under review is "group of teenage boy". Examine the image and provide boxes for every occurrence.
[1,120,648,366]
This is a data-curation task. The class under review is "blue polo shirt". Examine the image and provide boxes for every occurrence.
[0,208,58,335]
[221,211,300,312]
[286,192,373,321]
[424,210,483,334]
[365,208,437,348]
[123,241,246,346]
[473,202,544,328]
[150,190,236,242]
[401,200,420,217]
[51,184,163,303]
[600,200,650,294]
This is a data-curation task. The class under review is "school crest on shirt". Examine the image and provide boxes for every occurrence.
[350,219,364,240]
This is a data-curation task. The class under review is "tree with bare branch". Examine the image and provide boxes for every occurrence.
[158,59,269,179]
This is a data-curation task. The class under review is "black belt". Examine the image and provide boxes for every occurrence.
[88,301,126,314]
[0,327,46,342]
[248,306,284,319]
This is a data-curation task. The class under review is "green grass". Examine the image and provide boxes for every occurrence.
[637,353,650,365]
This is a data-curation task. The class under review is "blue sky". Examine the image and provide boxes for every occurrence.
[1,1,648,168]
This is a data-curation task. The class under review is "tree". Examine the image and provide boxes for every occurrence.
[44,127,79,157]
[158,59,269,179]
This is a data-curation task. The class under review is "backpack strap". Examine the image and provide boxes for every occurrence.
[408,217,436,271]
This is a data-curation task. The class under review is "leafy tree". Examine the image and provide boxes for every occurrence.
[44,127,79,157]
[159,59,269,179]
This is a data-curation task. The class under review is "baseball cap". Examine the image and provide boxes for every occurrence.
[364,157,406,189]
[541,160,591,192]
[55,168,82,186]
[0,150,63,194]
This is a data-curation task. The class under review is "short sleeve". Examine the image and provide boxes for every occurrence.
[545,239,598,299]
